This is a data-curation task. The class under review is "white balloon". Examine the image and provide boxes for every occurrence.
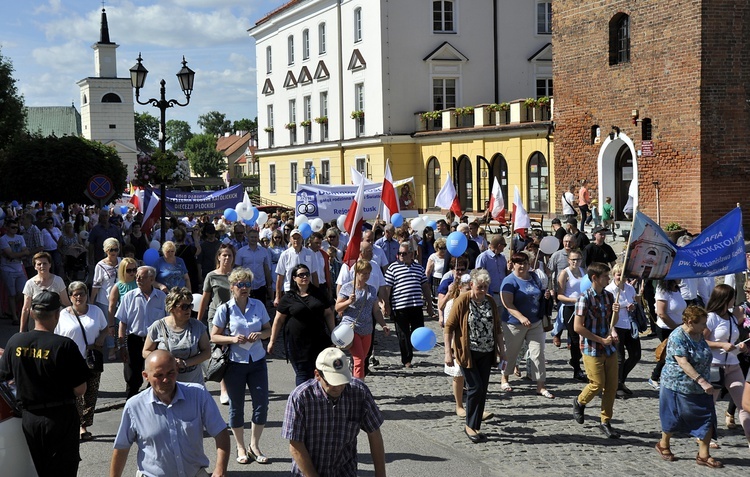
[410,217,426,233]
[191,293,203,312]
[421,215,430,222]
[79,231,89,241]
[539,236,560,255]
[331,323,355,348]
[256,211,268,226]
[83,216,90,223]
[337,214,347,231]
[294,214,309,226]
[236,203,252,220]
[113,206,123,216]
[310,218,324,232]
[150,240,161,250]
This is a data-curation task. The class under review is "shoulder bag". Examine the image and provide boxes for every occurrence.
[205,303,231,382]
[72,307,104,373]
[531,273,554,332]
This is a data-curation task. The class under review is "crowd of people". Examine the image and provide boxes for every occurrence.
[0,199,749,475]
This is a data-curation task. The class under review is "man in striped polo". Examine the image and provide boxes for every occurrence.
[383,241,434,368]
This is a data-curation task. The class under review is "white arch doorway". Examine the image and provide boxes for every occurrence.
[597,132,638,220]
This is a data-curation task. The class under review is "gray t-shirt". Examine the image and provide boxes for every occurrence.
[147,318,207,384]
[202,270,231,325]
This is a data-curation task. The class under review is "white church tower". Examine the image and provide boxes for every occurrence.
[77,8,137,177]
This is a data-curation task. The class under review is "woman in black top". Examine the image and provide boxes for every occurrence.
[268,264,334,385]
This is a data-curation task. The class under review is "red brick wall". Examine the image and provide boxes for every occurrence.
[553,0,750,232]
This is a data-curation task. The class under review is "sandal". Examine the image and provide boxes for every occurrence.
[696,454,723,468]
[537,389,555,399]
[236,455,250,465]
[79,431,93,442]
[655,442,675,462]
[247,446,270,464]
[500,382,513,392]
[696,438,721,449]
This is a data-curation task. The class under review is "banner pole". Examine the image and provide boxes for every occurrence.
[610,212,638,332]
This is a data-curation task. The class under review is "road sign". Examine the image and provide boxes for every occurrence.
[85,175,115,207]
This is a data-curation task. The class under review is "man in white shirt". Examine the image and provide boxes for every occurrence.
[274,229,317,307]
[562,184,577,220]
[362,230,388,273]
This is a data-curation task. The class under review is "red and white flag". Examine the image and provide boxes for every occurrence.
[129,187,145,213]
[487,177,506,223]
[342,175,366,267]
[140,188,161,235]
[381,160,400,223]
[434,173,462,218]
[512,186,530,237]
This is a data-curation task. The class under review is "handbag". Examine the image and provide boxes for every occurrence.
[72,307,104,373]
[654,338,668,362]
[530,273,553,331]
[542,314,554,332]
[631,300,649,333]
[205,304,230,382]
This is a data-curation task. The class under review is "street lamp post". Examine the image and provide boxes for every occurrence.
[129,53,195,244]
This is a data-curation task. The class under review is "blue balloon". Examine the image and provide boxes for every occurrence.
[299,222,312,239]
[426,220,438,230]
[249,207,259,223]
[120,206,129,215]
[391,213,404,227]
[411,327,436,351]
[10,201,18,208]
[580,274,592,293]
[243,218,256,227]
[102,206,109,211]
[224,208,238,222]
[143,248,159,267]
[446,231,468,256]
[0,209,5,220]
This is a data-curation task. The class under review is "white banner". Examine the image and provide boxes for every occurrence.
[296,177,414,223]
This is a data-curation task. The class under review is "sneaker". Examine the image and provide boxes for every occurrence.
[647,378,660,390]
[573,398,585,424]
[220,394,230,405]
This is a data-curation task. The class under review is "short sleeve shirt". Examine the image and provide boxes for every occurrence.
[202,271,231,322]
[23,275,67,300]
[212,298,270,363]
[384,261,428,310]
[339,283,378,335]
[574,287,616,357]
[156,257,188,289]
[500,273,543,325]
[661,327,712,394]
[55,305,108,357]
[0,234,27,273]
[147,318,207,383]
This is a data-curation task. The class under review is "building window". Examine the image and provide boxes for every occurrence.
[302,29,310,60]
[290,163,298,192]
[527,152,549,213]
[320,91,329,140]
[319,23,327,54]
[269,164,276,193]
[536,2,552,34]
[426,157,441,208]
[303,160,314,184]
[355,83,365,137]
[356,157,368,178]
[102,93,122,103]
[320,160,330,185]
[536,78,553,98]
[609,13,630,65]
[432,78,456,110]
[267,105,274,147]
[288,35,295,65]
[433,1,455,33]
[303,95,312,143]
[266,46,272,73]
[289,99,297,145]
[354,7,362,42]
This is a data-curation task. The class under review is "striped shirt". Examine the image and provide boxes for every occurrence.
[574,287,616,357]
[384,261,427,311]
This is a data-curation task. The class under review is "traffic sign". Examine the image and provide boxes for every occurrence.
[85,175,115,207]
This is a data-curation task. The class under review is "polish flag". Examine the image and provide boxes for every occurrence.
[129,187,144,213]
[487,177,506,223]
[342,175,366,267]
[434,173,462,218]
[140,188,161,236]
[381,160,399,223]
[512,186,530,237]
[350,167,375,185]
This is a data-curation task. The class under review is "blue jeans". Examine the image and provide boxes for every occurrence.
[224,358,269,428]
[290,359,316,387]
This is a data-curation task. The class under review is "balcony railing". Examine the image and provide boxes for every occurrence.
[414,97,554,133]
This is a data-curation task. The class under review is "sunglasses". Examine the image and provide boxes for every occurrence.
[436,246,446,250]
[233,281,252,288]
[397,251,410,256]
[295,272,310,278]
[126,268,137,273]
[177,303,193,311]
[109,248,119,252]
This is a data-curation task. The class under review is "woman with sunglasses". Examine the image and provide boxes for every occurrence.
[55,281,107,441]
[556,248,588,382]
[91,237,121,320]
[106,257,138,360]
[211,268,271,465]
[143,287,210,384]
[19,251,72,332]
[268,263,335,385]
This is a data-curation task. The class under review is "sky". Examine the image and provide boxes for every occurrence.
[1,0,289,132]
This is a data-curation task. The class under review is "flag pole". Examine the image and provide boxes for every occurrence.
[610,211,638,332]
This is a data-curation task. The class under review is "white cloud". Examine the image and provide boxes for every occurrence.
[33,0,62,15]
[31,40,90,73]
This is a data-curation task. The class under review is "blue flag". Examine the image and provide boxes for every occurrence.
[624,208,745,280]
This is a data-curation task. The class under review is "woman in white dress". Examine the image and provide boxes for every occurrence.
[19,251,71,331]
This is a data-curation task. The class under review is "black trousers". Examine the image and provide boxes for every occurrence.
[23,405,80,477]
[391,306,424,365]
[124,334,146,398]
[461,350,494,431]
[562,306,582,373]
[616,327,641,385]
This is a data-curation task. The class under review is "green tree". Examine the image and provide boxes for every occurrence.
[184,134,226,177]
[233,117,257,136]
[0,49,27,149]
[0,136,127,203]
[165,119,193,151]
[134,111,159,152]
[197,111,231,136]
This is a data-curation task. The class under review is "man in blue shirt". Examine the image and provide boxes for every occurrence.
[475,235,508,308]
[110,350,230,477]
[236,229,273,303]
[375,224,399,265]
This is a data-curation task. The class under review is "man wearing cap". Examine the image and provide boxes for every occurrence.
[475,235,508,308]
[282,347,386,477]
[584,227,617,268]
[565,217,590,250]
[110,350,230,477]
[0,291,90,477]
[274,228,317,307]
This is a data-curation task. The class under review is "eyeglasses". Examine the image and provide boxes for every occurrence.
[109,248,119,252]
[233,281,252,288]
[295,272,310,278]
[71,292,86,298]
[435,246,446,250]
[126,268,137,273]
[177,303,193,311]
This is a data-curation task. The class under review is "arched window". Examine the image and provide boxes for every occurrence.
[457,155,473,212]
[426,157,441,208]
[609,13,630,65]
[527,152,548,213]
[490,153,508,213]
[101,93,121,103]
[82,94,88,105]
[302,29,310,60]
